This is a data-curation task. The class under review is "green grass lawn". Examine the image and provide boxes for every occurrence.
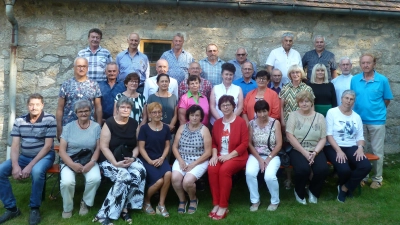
[2,153,400,225]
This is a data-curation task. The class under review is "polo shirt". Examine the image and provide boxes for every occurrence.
[98,80,126,119]
[228,59,257,80]
[11,111,56,157]
[233,77,257,98]
[178,91,209,126]
[350,71,393,125]
[77,46,113,82]
[160,49,194,85]
[199,57,225,86]
[302,49,337,81]
[115,49,150,85]
[266,46,302,85]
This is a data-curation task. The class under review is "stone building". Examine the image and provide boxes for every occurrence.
[1,0,400,161]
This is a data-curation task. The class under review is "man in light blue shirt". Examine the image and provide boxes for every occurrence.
[160,33,194,85]
[228,47,257,80]
[233,61,257,98]
[199,44,225,86]
[350,53,393,189]
[115,33,149,94]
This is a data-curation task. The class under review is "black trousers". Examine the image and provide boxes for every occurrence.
[289,150,329,199]
[324,145,372,192]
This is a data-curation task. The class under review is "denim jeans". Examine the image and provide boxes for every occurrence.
[0,151,55,208]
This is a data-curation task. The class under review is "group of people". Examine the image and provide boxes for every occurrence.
[0,28,393,225]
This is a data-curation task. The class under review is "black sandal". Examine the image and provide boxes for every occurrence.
[120,211,132,224]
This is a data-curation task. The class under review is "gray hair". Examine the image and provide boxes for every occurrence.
[339,56,352,65]
[341,90,356,99]
[74,99,92,113]
[271,68,282,75]
[73,57,88,66]
[281,32,294,40]
[127,32,140,41]
[105,61,119,71]
[116,96,134,109]
[174,32,185,41]
[313,35,325,42]
[236,47,248,54]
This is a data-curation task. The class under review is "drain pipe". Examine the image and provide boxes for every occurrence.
[5,0,18,160]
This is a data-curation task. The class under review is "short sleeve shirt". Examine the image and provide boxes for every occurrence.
[116,50,150,84]
[77,46,113,82]
[115,93,147,124]
[160,49,194,85]
[279,82,314,123]
[59,78,102,126]
[302,50,337,81]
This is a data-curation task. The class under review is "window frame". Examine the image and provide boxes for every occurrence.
[139,39,172,66]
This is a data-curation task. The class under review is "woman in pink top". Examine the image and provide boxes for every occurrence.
[178,75,210,126]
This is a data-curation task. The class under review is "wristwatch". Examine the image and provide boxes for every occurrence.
[268,155,273,158]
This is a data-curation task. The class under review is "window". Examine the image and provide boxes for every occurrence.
[139,40,172,66]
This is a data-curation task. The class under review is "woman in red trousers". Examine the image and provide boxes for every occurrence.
[208,95,249,220]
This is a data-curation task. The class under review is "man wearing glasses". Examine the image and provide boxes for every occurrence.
[0,93,56,225]
[265,32,302,86]
[178,62,213,99]
[199,44,226,86]
[56,57,102,140]
[228,47,257,80]
[233,62,257,98]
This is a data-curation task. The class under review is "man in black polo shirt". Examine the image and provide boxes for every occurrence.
[0,93,56,225]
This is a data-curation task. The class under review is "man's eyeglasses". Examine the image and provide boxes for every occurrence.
[236,54,246,57]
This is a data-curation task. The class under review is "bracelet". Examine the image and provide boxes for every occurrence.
[268,155,273,158]
[358,145,364,149]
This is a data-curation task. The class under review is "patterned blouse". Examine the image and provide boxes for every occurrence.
[249,117,276,156]
[279,82,314,123]
[114,93,146,124]
[178,124,205,163]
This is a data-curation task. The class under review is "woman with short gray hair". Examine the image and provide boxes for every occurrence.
[324,90,371,203]
[58,99,101,219]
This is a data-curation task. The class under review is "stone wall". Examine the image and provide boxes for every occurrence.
[1,1,400,161]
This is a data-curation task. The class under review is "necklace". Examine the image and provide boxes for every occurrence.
[78,120,90,130]
[151,122,163,131]
[157,91,169,120]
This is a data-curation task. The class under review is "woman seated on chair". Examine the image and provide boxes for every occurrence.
[324,90,372,203]
[58,100,101,219]
[172,105,212,214]
[286,91,329,205]
[93,96,146,225]
[138,102,172,218]
[208,95,249,220]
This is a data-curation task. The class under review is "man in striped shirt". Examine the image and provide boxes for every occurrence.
[0,93,56,225]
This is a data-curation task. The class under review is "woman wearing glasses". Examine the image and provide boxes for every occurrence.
[114,73,147,128]
[207,95,249,220]
[242,70,281,125]
[138,102,172,218]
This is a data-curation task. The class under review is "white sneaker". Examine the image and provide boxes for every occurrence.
[62,211,72,219]
[79,201,89,215]
[308,189,318,204]
[294,189,306,205]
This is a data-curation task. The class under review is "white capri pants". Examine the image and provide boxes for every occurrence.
[172,159,209,179]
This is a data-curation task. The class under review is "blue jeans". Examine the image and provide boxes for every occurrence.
[0,151,55,208]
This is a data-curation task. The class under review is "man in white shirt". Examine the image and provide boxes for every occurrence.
[265,32,302,85]
[331,57,353,106]
[143,59,178,100]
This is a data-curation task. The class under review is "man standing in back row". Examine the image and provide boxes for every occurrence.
[77,28,113,82]
[266,32,302,86]
[161,33,194,85]
[199,44,225,86]
[332,57,353,106]
[350,53,393,189]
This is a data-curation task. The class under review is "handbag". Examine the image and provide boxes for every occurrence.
[113,144,133,162]
[266,119,291,166]
[69,148,93,166]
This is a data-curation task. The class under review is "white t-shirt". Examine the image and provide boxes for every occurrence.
[265,46,302,85]
[210,83,241,125]
[326,107,364,147]
[220,117,236,156]
[143,75,178,100]
[331,74,353,106]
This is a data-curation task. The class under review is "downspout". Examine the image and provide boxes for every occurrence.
[5,0,18,159]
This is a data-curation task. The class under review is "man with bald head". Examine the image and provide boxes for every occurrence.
[143,59,178,100]
[116,32,150,94]
[233,61,257,98]
[199,44,225,86]
[228,47,257,80]
[268,69,283,94]
[179,62,213,99]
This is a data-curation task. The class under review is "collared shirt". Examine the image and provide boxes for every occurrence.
[228,59,257,80]
[266,46,302,85]
[98,80,126,119]
[160,49,194,85]
[11,111,56,157]
[59,77,102,125]
[350,71,393,125]
[279,82,314,122]
[115,49,150,85]
[77,46,113,82]
[268,82,282,94]
[233,77,257,98]
[143,75,179,100]
[199,57,226,86]
[178,77,213,100]
[302,49,337,81]
[331,74,352,106]
[178,91,209,126]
